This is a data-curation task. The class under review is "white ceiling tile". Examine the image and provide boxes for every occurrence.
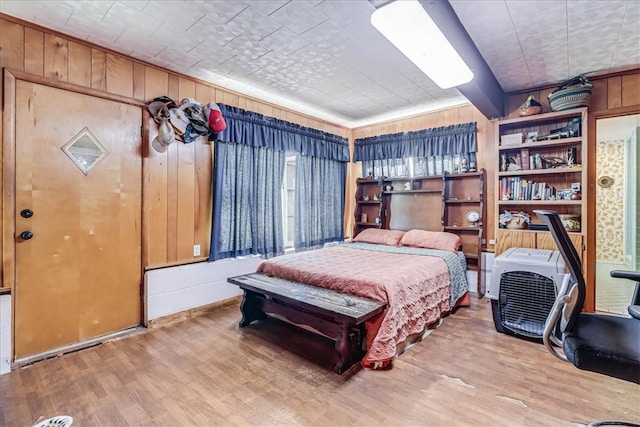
[226,5,282,41]
[67,0,114,17]
[569,0,630,12]
[186,0,251,22]
[250,0,289,16]
[27,5,75,33]
[1,1,38,21]
[488,55,534,91]
[115,30,165,57]
[149,24,205,53]
[65,12,125,43]
[315,0,374,27]
[451,0,514,38]
[568,0,627,70]
[191,69,229,86]
[608,0,640,70]
[322,65,374,90]
[252,49,298,71]
[1,0,638,126]
[102,2,161,33]
[342,11,386,41]
[155,45,201,71]
[281,61,325,85]
[260,26,310,55]
[530,63,571,88]
[189,53,236,73]
[269,0,328,35]
[506,0,567,26]
[344,39,414,79]
[223,34,271,61]
[216,55,263,78]
[248,67,293,88]
[609,38,640,73]
[300,19,350,49]
[465,31,528,91]
[288,43,342,68]
[140,0,205,30]
[186,15,243,47]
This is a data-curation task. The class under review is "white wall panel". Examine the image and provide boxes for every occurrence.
[483,252,495,295]
[0,295,11,375]
[145,257,263,322]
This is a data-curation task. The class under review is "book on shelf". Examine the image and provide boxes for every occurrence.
[520,148,529,171]
[500,177,557,201]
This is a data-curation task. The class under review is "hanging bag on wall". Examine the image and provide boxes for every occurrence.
[548,76,593,111]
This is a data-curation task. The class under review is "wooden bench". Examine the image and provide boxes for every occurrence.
[227,273,386,374]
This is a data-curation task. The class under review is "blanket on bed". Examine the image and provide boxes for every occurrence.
[256,242,469,368]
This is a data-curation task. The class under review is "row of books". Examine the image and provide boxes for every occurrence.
[500,177,557,201]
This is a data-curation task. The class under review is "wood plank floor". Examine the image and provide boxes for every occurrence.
[1,296,638,426]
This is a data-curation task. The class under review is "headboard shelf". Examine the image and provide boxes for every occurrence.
[382,175,444,182]
[384,189,441,194]
[354,169,486,295]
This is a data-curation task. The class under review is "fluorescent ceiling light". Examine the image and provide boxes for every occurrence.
[371,0,473,89]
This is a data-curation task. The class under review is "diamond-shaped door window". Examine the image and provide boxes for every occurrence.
[61,127,109,175]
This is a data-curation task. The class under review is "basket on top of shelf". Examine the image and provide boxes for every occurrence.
[548,76,593,112]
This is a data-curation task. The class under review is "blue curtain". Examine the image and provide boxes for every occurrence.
[211,142,285,260]
[354,122,477,161]
[209,104,349,261]
[215,104,350,161]
[295,154,346,250]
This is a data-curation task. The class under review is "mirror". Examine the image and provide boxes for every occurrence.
[594,114,640,315]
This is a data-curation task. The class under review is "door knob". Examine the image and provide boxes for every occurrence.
[20,209,34,218]
[20,231,33,240]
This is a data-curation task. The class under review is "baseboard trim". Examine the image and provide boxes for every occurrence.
[147,295,242,329]
[11,296,243,371]
[12,326,145,370]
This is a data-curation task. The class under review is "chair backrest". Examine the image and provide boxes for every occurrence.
[534,210,586,333]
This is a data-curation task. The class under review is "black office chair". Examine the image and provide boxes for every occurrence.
[534,210,640,386]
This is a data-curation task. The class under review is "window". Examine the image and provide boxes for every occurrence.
[209,104,349,261]
[282,153,296,249]
[362,152,477,179]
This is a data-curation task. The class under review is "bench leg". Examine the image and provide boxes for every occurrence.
[239,290,267,327]
[335,323,360,374]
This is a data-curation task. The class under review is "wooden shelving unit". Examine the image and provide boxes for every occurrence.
[442,169,486,295]
[353,170,488,295]
[353,178,384,237]
[494,107,588,261]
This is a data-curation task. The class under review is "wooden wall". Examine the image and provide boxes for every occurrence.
[2,14,638,287]
[0,15,349,285]
[349,104,496,246]
[504,72,640,118]
[505,71,640,311]
[349,70,640,253]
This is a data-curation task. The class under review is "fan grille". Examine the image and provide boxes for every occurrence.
[499,271,556,338]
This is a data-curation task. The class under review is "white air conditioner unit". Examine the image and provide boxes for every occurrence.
[488,248,570,339]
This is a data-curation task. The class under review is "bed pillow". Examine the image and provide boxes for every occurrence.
[353,229,406,246]
[400,229,462,252]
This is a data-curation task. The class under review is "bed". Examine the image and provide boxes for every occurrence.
[253,228,470,370]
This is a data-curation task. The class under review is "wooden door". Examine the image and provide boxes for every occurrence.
[14,81,142,360]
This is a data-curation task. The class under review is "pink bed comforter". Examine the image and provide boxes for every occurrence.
[257,245,453,368]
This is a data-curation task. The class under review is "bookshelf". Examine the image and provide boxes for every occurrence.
[494,107,588,261]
